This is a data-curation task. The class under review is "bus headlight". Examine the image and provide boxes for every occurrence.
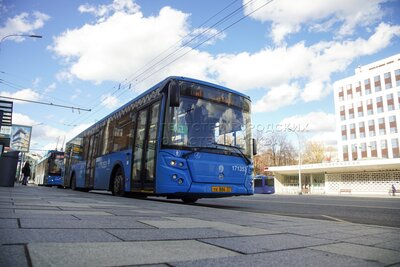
[178,178,184,184]
[170,160,177,166]
[172,174,178,180]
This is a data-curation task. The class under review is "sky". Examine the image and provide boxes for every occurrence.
[0,0,399,154]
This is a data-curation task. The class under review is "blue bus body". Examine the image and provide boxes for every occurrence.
[34,150,65,187]
[64,77,255,202]
[254,175,275,194]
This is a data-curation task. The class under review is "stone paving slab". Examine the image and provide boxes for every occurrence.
[20,218,154,229]
[171,247,382,267]
[312,243,400,265]
[106,228,239,241]
[200,233,336,254]
[28,240,239,266]
[141,217,277,235]
[0,245,29,267]
[14,209,112,216]
[0,229,121,244]
[0,218,18,228]
[1,185,399,266]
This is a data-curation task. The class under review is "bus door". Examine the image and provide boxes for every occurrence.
[85,133,99,188]
[131,101,160,192]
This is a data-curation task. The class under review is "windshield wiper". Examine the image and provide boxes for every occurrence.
[182,146,218,159]
[211,142,251,165]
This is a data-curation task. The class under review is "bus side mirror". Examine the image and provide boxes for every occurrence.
[168,81,180,107]
[252,138,257,156]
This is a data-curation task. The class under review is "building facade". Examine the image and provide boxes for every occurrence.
[269,54,400,195]
[334,54,400,161]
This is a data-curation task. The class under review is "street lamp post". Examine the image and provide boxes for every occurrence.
[0,34,42,53]
[289,128,302,195]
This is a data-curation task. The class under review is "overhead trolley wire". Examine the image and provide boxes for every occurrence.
[63,0,247,127]
[65,0,274,127]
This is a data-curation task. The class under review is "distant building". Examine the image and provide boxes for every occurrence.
[12,128,28,151]
[334,54,400,161]
[269,54,400,195]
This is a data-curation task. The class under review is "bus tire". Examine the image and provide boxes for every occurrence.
[71,174,77,191]
[112,167,125,197]
[181,197,198,204]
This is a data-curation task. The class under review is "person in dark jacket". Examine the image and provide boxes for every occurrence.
[21,161,31,185]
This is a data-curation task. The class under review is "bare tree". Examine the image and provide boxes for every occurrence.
[302,141,325,164]
[253,131,297,173]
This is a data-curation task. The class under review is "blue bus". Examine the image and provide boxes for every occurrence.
[63,76,256,203]
[34,150,65,187]
[254,175,275,194]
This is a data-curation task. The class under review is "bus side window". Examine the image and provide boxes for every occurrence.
[112,111,135,152]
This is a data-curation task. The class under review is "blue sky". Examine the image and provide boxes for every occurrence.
[1,0,399,154]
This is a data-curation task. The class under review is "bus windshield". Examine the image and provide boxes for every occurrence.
[163,82,252,158]
[49,153,64,176]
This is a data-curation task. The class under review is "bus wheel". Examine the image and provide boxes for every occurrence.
[112,168,125,197]
[71,174,77,191]
[181,197,198,204]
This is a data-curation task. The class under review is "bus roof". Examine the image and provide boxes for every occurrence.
[66,76,250,143]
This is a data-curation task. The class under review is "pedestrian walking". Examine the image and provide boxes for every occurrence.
[21,161,31,186]
[392,184,396,196]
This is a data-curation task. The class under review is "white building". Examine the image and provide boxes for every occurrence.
[269,54,400,195]
[334,54,400,161]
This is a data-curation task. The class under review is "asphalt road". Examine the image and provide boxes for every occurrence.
[154,194,400,228]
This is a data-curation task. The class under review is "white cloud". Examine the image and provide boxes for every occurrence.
[12,113,37,125]
[244,0,386,44]
[279,112,337,146]
[100,93,120,109]
[12,112,93,152]
[279,112,335,132]
[0,11,49,40]
[45,83,56,93]
[49,0,400,114]
[0,88,40,103]
[78,0,140,21]
[50,5,192,86]
[214,22,400,110]
[211,43,313,90]
[253,83,300,113]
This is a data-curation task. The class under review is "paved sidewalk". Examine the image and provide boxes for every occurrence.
[0,184,399,267]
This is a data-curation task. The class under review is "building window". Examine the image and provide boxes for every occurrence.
[348,103,355,119]
[368,119,376,137]
[384,72,392,89]
[350,123,356,139]
[343,145,349,161]
[364,78,371,94]
[338,87,344,101]
[370,141,377,157]
[395,69,400,87]
[366,99,373,115]
[398,92,400,109]
[392,138,399,158]
[376,96,384,113]
[346,84,353,100]
[381,140,388,158]
[374,75,381,92]
[341,125,347,141]
[378,117,386,135]
[359,121,365,138]
[389,115,397,134]
[340,105,346,121]
[357,101,363,117]
[387,93,394,111]
[355,81,362,97]
[360,143,367,158]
